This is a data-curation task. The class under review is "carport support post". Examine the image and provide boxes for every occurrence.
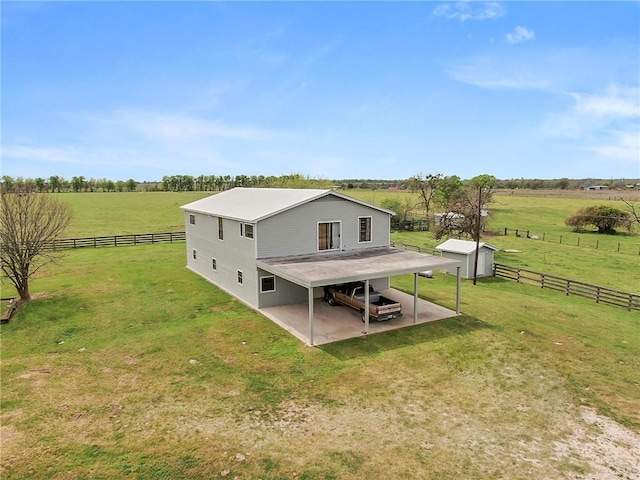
[413,273,419,323]
[363,279,370,334]
[308,287,315,346]
[456,266,461,314]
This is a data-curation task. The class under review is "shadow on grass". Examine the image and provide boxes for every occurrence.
[319,314,493,360]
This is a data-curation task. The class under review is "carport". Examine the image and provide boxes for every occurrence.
[256,246,462,345]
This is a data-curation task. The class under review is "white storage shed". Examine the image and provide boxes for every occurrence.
[435,239,498,279]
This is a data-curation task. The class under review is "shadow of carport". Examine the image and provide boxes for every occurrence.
[259,288,459,346]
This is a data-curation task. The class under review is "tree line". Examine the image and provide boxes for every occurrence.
[0,173,333,193]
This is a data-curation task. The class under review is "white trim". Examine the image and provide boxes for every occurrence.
[358,216,372,243]
[317,220,342,252]
[218,217,224,241]
[260,275,276,293]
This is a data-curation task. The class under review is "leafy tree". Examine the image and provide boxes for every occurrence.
[380,198,414,225]
[0,191,73,301]
[34,177,47,192]
[565,205,633,233]
[126,179,137,192]
[49,175,61,192]
[434,174,496,240]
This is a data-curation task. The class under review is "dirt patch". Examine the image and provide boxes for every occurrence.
[555,406,640,480]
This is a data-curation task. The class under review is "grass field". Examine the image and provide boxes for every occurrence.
[1,189,639,479]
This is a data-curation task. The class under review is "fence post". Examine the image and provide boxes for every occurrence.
[618,243,621,253]
[94,237,97,248]
[504,227,508,235]
[134,235,137,245]
[515,229,519,237]
[596,240,599,250]
[541,274,545,289]
[560,235,563,244]
[596,287,600,304]
[517,269,521,283]
[73,238,77,248]
[115,236,117,247]
[566,280,570,296]
[577,237,580,247]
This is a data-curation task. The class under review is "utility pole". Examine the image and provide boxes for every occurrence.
[472,185,482,285]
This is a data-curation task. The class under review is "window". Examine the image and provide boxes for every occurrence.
[240,223,254,239]
[318,221,340,251]
[237,270,243,285]
[260,276,275,293]
[192,249,197,260]
[212,258,217,271]
[218,217,224,240]
[359,217,372,243]
[189,214,196,225]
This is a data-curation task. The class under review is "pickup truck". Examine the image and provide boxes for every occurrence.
[324,282,403,322]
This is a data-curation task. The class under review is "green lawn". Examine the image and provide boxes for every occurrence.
[1,190,639,478]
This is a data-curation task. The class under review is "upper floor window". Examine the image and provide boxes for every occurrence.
[359,217,372,243]
[189,214,196,225]
[244,224,254,239]
[218,217,224,240]
[318,221,340,251]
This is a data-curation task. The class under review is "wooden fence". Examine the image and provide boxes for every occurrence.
[45,231,186,250]
[494,263,640,311]
[391,242,441,256]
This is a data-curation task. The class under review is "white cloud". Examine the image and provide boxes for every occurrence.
[505,26,535,44]
[433,2,505,22]
[542,86,640,164]
[571,87,640,118]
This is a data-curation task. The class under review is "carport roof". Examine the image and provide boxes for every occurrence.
[256,246,462,288]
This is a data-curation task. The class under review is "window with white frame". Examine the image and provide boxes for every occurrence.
[244,223,254,239]
[192,249,197,260]
[218,217,224,240]
[260,276,275,293]
[212,258,217,271]
[189,214,196,225]
[237,270,243,285]
[358,216,372,243]
[318,221,340,251]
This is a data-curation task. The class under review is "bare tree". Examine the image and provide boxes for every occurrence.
[410,173,443,228]
[620,199,640,228]
[0,191,73,301]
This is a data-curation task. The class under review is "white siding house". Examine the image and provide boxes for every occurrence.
[181,188,394,309]
[182,188,463,345]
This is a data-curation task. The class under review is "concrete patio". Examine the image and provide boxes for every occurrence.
[259,287,460,346]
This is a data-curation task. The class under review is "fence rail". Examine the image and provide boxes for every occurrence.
[391,242,441,256]
[494,263,640,311]
[45,231,186,250]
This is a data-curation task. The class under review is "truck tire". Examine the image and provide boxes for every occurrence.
[328,294,337,306]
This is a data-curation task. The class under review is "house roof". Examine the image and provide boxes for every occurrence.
[180,187,394,222]
[435,239,498,254]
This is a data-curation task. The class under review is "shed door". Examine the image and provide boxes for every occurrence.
[477,252,486,275]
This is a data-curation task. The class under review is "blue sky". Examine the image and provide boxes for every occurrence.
[2,1,639,182]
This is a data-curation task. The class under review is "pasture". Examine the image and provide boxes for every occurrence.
[1,189,639,479]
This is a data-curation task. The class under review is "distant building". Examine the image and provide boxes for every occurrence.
[584,185,609,191]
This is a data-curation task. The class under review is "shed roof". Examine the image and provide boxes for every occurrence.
[181,187,393,222]
[435,239,498,254]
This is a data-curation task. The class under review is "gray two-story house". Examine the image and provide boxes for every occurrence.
[182,188,461,345]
